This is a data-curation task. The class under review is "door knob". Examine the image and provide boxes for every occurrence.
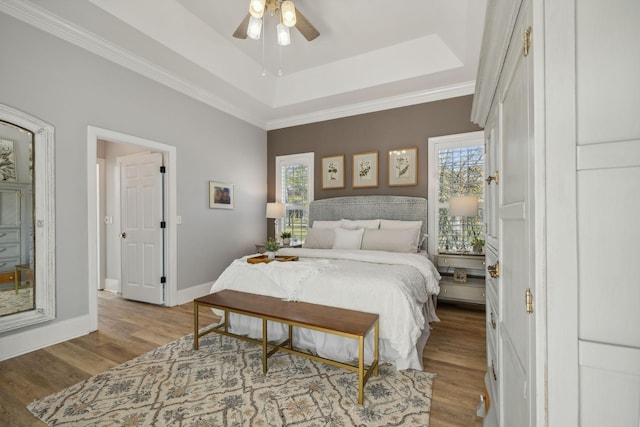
[121,232,127,239]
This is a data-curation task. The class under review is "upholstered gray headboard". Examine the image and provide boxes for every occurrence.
[308,196,428,234]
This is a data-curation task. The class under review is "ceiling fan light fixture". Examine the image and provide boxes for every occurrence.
[247,15,263,40]
[249,0,266,18]
[276,23,291,46]
[280,1,297,27]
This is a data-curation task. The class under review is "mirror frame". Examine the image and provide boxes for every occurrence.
[0,104,55,332]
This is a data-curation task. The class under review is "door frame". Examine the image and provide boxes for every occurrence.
[87,126,177,331]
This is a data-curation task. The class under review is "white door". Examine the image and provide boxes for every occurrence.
[120,152,165,304]
[497,9,535,426]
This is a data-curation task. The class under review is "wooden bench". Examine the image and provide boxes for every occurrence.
[193,289,379,405]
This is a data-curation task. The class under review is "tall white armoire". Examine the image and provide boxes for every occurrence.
[472,0,640,425]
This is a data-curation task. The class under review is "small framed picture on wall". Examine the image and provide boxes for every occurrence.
[209,181,234,209]
[352,151,378,188]
[388,147,418,186]
[321,154,345,189]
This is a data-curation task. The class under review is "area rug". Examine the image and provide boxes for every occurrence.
[28,333,435,426]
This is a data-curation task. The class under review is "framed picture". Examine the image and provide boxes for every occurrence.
[0,139,16,182]
[209,181,234,209]
[453,269,468,284]
[321,155,345,189]
[388,147,418,186]
[352,151,378,188]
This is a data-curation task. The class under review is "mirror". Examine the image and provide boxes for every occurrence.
[0,104,55,333]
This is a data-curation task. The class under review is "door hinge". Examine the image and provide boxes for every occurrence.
[160,276,166,284]
[523,26,532,57]
[160,166,166,173]
[486,171,499,185]
[525,288,534,313]
[160,221,166,229]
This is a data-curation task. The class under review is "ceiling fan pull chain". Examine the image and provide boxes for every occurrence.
[261,21,266,77]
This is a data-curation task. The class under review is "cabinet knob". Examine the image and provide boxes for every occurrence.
[487,261,500,278]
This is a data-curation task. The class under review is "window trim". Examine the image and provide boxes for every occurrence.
[275,152,314,237]
[427,131,485,257]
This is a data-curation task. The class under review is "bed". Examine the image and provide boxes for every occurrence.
[209,195,441,370]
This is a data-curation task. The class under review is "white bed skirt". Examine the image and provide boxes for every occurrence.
[211,296,438,371]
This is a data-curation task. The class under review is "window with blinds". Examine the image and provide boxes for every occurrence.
[428,132,485,257]
[437,145,484,253]
[275,152,314,243]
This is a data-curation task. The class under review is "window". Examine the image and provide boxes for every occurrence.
[428,132,484,256]
[275,152,314,243]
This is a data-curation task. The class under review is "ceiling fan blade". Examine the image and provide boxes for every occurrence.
[233,13,250,39]
[295,9,319,41]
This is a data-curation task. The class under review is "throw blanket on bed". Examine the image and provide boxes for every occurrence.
[210,248,441,359]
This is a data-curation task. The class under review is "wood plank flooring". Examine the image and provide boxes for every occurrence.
[0,292,485,426]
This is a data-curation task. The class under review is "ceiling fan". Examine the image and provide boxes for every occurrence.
[233,0,320,42]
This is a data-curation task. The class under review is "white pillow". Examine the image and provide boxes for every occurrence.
[379,219,423,230]
[303,228,335,249]
[312,220,342,229]
[340,219,380,230]
[361,228,421,253]
[332,228,364,250]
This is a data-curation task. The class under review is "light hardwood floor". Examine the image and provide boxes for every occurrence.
[0,292,485,426]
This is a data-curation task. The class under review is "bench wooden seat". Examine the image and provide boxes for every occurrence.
[193,289,379,404]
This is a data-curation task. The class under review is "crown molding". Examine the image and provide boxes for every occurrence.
[0,0,266,129]
[265,81,476,130]
[2,0,475,131]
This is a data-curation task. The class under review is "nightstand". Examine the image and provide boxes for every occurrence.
[436,254,486,305]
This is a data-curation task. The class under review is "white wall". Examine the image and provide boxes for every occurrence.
[0,12,267,343]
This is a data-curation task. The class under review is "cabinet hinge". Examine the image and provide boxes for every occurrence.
[486,171,499,185]
[160,276,166,284]
[523,26,532,57]
[160,166,166,173]
[160,221,166,229]
[525,288,534,313]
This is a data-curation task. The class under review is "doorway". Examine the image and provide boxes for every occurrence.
[87,126,177,332]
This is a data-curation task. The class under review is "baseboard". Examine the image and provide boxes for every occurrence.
[0,315,91,361]
[176,281,214,306]
[104,278,119,293]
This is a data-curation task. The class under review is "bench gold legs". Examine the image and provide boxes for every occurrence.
[194,300,380,405]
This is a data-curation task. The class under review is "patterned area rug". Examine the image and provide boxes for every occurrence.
[28,333,435,426]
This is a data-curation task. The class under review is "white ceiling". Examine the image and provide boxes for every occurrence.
[7,0,487,129]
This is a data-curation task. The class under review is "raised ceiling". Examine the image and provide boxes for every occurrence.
[4,0,486,129]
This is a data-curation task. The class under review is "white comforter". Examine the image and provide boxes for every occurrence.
[209,248,441,369]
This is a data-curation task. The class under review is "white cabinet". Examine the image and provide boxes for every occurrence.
[0,188,22,274]
[474,0,640,425]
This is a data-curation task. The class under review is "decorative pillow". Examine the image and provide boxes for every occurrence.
[361,228,422,253]
[312,220,342,229]
[379,219,423,230]
[340,219,380,230]
[303,228,335,249]
[332,228,364,250]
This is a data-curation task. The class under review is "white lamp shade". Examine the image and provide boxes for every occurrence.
[276,23,291,46]
[281,0,297,27]
[247,15,263,40]
[249,0,266,18]
[449,196,479,217]
[266,202,285,218]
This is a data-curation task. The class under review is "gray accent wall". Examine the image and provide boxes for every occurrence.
[0,13,266,337]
